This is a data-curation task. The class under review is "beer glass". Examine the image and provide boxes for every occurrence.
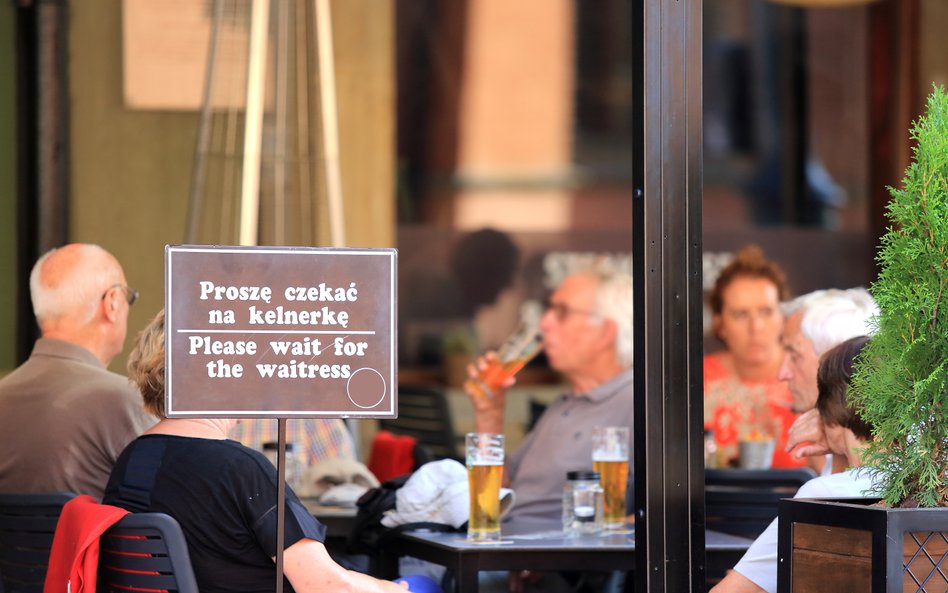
[464,319,542,400]
[465,432,505,542]
[592,426,630,530]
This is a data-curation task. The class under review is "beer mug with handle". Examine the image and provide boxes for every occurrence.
[592,426,630,530]
[465,432,505,541]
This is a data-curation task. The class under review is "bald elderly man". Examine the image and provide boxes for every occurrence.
[0,244,155,499]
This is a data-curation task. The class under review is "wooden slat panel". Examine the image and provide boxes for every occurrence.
[792,522,872,557]
[791,549,872,593]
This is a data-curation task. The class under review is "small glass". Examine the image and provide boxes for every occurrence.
[562,470,603,536]
[738,436,776,470]
[262,442,305,490]
[704,429,719,469]
[465,432,505,542]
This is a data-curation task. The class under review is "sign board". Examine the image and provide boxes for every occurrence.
[164,245,396,417]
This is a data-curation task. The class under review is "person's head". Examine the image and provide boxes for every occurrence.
[128,309,166,418]
[816,335,873,457]
[29,243,137,365]
[778,288,878,413]
[449,228,520,313]
[708,246,789,370]
[539,265,632,383]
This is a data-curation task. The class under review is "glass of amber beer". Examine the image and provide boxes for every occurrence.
[464,319,543,400]
[592,426,630,530]
[465,432,505,542]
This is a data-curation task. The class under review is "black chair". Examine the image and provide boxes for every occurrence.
[526,398,548,433]
[0,492,76,593]
[704,468,817,539]
[97,513,199,593]
[378,385,460,461]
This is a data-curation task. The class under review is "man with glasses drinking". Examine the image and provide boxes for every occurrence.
[464,264,634,591]
[467,265,634,522]
[0,243,155,500]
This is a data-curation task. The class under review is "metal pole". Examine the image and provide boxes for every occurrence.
[276,418,287,593]
[35,0,69,255]
[186,0,224,244]
[633,0,705,590]
[239,0,270,247]
[314,0,346,248]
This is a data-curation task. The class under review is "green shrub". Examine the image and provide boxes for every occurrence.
[852,85,948,508]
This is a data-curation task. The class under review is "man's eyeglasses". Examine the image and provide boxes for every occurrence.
[543,298,600,323]
[103,284,139,306]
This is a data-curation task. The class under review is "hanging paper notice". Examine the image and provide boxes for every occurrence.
[164,245,396,418]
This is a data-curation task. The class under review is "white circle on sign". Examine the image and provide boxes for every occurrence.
[347,368,387,409]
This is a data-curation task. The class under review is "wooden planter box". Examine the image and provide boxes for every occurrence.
[777,498,948,593]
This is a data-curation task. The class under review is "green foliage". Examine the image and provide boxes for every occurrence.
[851,85,948,508]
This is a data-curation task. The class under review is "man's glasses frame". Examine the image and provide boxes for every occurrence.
[543,298,601,323]
[103,284,139,306]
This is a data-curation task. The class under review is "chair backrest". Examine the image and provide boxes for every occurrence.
[378,385,460,461]
[0,492,76,593]
[704,468,817,539]
[97,513,198,593]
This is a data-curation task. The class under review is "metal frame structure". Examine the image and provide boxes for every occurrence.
[777,497,948,593]
[632,0,705,591]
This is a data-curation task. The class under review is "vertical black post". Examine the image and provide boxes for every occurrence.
[14,1,39,364]
[632,0,705,591]
[774,6,809,225]
[13,0,70,364]
[276,418,287,593]
[34,0,69,253]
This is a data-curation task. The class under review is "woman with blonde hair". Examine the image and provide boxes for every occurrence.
[103,310,437,593]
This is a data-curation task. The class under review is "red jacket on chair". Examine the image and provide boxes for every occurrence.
[43,494,129,593]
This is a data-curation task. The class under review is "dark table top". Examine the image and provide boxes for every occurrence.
[379,521,753,591]
[391,521,752,551]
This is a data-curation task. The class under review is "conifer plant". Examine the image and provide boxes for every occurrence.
[851,84,948,508]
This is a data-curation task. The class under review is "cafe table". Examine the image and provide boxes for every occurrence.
[378,520,754,593]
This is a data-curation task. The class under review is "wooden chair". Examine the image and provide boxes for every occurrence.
[378,385,461,461]
[0,492,76,593]
[97,513,199,593]
[704,468,817,539]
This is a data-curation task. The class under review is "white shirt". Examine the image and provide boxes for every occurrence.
[733,468,877,593]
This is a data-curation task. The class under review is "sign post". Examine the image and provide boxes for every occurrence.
[165,245,397,418]
[165,245,397,591]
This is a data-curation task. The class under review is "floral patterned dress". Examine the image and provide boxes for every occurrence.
[703,354,804,468]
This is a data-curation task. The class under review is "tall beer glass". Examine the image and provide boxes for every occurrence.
[592,426,630,530]
[465,432,505,541]
[464,319,542,400]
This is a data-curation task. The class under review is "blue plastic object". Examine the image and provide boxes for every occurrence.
[393,574,445,593]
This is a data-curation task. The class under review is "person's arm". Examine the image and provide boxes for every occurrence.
[710,570,768,593]
[463,352,512,434]
[283,538,409,592]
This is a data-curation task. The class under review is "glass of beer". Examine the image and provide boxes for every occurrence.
[465,432,505,542]
[592,426,630,530]
[464,319,543,400]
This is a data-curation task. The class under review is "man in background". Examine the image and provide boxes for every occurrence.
[466,265,633,522]
[464,265,633,593]
[0,243,155,499]
[778,287,878,472]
